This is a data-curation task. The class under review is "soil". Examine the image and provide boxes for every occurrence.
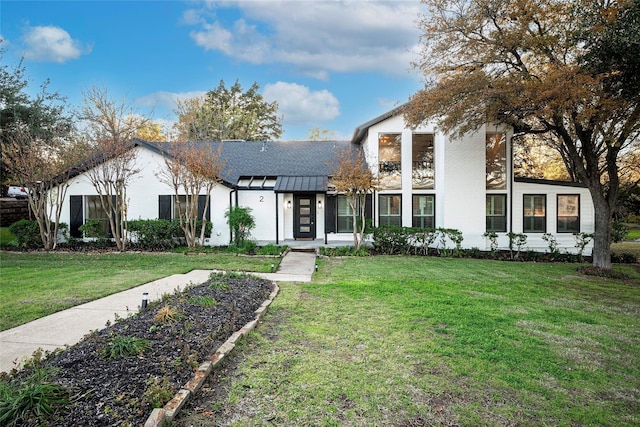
[8,273,273,427]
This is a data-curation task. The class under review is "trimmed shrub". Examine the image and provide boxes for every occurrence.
[8,219,41,248]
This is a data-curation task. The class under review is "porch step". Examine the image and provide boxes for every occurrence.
[289,247,317,253]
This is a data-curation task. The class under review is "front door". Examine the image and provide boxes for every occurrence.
[294,194,316,239]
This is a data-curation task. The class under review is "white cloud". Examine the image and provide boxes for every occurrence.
[185,1,422,78]
[136,90,206,109]
[263,81,340,126]
[22,25,89,63]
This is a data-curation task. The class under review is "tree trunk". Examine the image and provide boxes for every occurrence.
[590,189,612,269]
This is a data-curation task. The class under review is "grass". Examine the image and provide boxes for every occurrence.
[0,228,16,246]
[0,252,277,331]
[221,257,640,426]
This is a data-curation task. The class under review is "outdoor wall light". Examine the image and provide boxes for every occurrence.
[287,200,292,209]
[318,200,323,209]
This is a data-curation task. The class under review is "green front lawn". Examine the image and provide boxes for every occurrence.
[0,252,277,331]
[210,257,640,426]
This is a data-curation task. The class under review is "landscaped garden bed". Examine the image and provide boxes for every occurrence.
[0,272,273,426]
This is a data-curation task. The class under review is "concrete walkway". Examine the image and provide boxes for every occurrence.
[0,250,316,374]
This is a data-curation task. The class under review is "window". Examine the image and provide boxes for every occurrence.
[557,194,580,233]
[337,195,358,233]
[159,195,210,221]
[523,195,546,233]
[379,194,401,226]
[85,195,111,237]
[486,195,507,232]
[412,195,435,228]
[378,133,402,190]
[412,134,434,189]
[486,134,507,190]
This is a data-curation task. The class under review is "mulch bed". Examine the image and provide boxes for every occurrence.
[4,273,272,426]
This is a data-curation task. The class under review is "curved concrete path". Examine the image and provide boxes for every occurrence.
[0,251,316,374]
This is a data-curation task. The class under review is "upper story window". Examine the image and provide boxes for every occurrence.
[486,134,507,190]
[557,194,580,233]
[412,134,434,189]
[378,133,402,190]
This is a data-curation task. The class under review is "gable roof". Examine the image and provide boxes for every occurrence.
[351,103,407,145]
[151,140,356,187]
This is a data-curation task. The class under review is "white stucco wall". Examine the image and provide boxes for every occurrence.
[510,181,594,254]
[57,145,234,246]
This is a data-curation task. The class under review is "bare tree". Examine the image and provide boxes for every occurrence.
[79,86,148,251]
[2,127,84,250]
[157,141,225,248]
[329,148,377,251]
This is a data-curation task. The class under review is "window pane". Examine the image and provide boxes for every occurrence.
[523,195,546,232]
[557,195,579,232]
[486,134,506,190]
[380,195,401,226]
[85,195,111,237]
[412,134,434,189]
[412,195,435,229]
[337,195,357,233]
[486,195,507,232]
[379,133,402,190]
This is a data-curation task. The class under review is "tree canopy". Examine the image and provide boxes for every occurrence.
[174,80,282,142]
[406,0,640,269]
[0,51,72,185]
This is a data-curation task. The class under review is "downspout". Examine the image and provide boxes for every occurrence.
[275,192,280,245]
[229,189,236,245]
[509,137,514,235]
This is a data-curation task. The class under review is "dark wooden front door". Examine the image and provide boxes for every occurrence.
[294,194,316,239]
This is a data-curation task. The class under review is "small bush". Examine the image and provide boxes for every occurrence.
[257,244,287,256]
[579,266,630,279]
[227,240,257,254]
[188,295,217,308]
[226,206,256,246]
[101,335,150,359]
[78,219,108,238]
[611,252,638,264]
[611,221,629,243]
[0,368,68,426]
[8,219,41,248]
[142,376,174,408]
[153,305,183,323]
[128,219,182,250]
[319,246,369,256]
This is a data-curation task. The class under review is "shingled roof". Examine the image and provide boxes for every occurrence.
[151,139,359,189]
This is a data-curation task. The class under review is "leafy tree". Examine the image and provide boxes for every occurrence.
[79,86,149,251]
[174,80,282,141]
[405,0,640,269]
[0,50,72,185]
[329,148,377,251]
[306,127,336,141]
[157,141,225,248]
[134,119,167,142]
[2,126,85,250]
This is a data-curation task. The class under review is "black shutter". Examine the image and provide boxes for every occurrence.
[325,195,337,233]
[70,196,83,238]
[159,195,172,220]
[198,195,210,221]
[365,193,373,221]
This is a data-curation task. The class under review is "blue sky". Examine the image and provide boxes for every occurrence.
[1,0,425,140]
